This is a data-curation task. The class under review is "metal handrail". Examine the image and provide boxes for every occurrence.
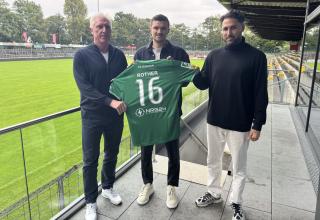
[268,69,297,73]
[268,76,298,86]
[0,107,80,135]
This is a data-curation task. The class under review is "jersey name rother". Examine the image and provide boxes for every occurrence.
[136,70,158,78]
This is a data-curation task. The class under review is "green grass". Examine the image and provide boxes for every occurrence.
[0,59,79,128]
[0,58,205,218]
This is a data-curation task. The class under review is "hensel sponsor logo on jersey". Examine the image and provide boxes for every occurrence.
[181,62,192,69]
[135,106,166,117]
[137,71,158,78]
[135,108,145,117]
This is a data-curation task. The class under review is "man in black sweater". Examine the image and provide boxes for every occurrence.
[193,10,268,220]
[73,13,127,220]
[134,14,190,209]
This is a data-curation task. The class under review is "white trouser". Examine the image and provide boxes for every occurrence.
[207,124,250,204]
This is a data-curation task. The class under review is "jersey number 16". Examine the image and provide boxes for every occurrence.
[136,77,163,106]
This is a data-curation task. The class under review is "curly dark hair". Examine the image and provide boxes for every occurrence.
[220,10,245,23]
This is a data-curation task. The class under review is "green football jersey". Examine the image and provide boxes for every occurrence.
[109,59,197,146]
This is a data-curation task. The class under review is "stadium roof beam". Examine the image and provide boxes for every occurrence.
[247,22,302,29]
[248,26,303,33]
[217,0,320,41]
[246,21,303,29]
[245,14,303,22]
[234,5,306,16]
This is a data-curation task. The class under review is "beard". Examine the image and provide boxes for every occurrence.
[225,36,242,46]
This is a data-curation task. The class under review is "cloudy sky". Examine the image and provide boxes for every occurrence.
[6,0,227,28]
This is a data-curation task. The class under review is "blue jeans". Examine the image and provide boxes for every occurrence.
[81,118,123,203]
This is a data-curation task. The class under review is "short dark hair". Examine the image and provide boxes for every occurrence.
[220,10,245,24]
[151,14,170,26]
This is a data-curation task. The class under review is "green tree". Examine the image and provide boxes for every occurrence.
[14,0,46,43]
[168,23,191,49]
[81,18,92,45]
[244,29,287,53]
[0,0,20,41]
[112,12,138,47]
[304,27,319,52]
[134,18,150,48]
[45,14,70,44]
[201,16,222,50]
[190,28,208,51]
[64,0,87,44]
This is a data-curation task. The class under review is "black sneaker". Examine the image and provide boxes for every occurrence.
[231,203,245,220]
[195,192,222,207]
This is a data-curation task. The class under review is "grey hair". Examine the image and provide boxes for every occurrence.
[90,12,112,29]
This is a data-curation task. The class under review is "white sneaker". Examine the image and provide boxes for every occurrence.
[166,185,178,209]
[137,183,154,205]
[85,203,97,220]
[101,188,122,205]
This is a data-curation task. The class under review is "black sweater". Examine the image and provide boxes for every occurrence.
[73,44,127,122]
[134,40,190,63]
[193,38,268,131]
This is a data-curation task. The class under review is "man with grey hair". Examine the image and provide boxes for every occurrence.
[73,12,127,220]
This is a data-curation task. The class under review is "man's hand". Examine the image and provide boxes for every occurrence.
[248,129,260,141]
[110,100,127,115]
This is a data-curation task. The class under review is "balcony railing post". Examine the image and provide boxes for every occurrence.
[280,79,285,103]
[57,177,65,210]
[130,137,134,157]
[19,128,32,220]
[316,175,320,220]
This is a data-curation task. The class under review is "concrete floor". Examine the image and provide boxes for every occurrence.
[69,104,316,220]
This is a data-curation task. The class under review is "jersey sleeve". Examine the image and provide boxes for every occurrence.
[109,79,123,101]
[173,61,198,84]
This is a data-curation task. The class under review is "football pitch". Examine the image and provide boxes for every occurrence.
[0,58,204,216]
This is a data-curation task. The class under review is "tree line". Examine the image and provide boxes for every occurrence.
[0,0,286,52]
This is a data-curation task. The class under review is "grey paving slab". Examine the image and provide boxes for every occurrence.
[272,174,316,212]
[96,188,136,219]
[69,208,113,220]
[272,134,306,161]
[240,176,271,212]
[272,203,315,220]
[118,195,174,220]
[271,105,316,212]
[272,142,304,160]
[97,162,144,219]
[221,205,271,220]
[247,153,271,179]
[272,153,310,180]
[247,138,271,160]
[118,174,190,220]
[170,183,228,220]
[151,173,191,202]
